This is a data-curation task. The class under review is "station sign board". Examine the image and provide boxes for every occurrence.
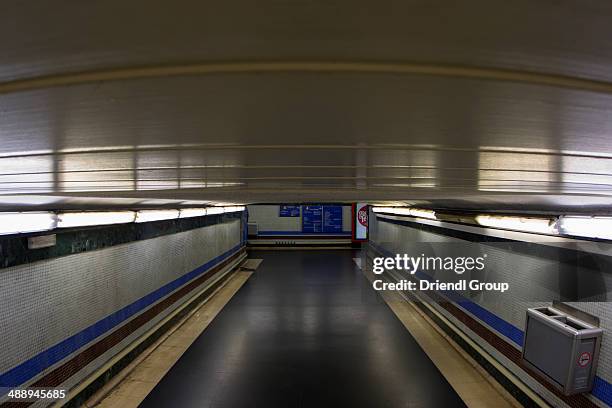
[279,205,300,217]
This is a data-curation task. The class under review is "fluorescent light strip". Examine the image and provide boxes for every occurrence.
[179,208,207,218]
[223,206,245,213]
[372,207,436,219]
[135,209,180,223]
[205,207,225,215]
[0,205,247,235]
[0,212,57,235]
[408,208,436,220]
[373,207,561,236]
[57,211,136,228]
[372,206,392,213]
[1,206,610,242]
[372,207,411,216]
[180,206,244,218]
[475,215,557,235]
[559,216,612,240]
[374,208,612,240]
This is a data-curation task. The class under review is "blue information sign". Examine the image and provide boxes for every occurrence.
[302,204,343,233]
[322,206,343,233]
[302,205,323,233]
[279,205,300,217]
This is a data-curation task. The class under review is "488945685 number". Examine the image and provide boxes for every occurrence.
[6,388,66,401]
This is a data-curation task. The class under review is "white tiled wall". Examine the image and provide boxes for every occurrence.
[247,204,352,232]
[248,205,302,232]
[0,219,241,397]
[369,213,612,407]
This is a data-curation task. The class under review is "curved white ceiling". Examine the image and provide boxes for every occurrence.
[0,1,611,212]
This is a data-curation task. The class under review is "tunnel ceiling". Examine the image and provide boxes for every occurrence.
[1,1,612,213]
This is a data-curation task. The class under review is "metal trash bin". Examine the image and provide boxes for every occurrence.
[522,307,603,395]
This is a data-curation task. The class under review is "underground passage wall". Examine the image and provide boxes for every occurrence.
[246,204,353,247]
[0,213,245,405]
[247,204,352,235]
[368,210,612,408]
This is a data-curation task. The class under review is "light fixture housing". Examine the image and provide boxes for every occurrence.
[57,211,136,228]
[0,212,57,235]
[408,208,437,220]
[371,207,435,219]
[205,207,226,215]
[475,215,558,235]
[135,209,180,223]
[179,208,207,218]
[223,206,245,213]
[558,216,612,240]
[372,207,411,216]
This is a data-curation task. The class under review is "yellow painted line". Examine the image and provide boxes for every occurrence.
[86,270,252,408]
[385,297,521,408]
[382,263,551,407]
[404,296,551,408]
[1,61,612,96]
[359,263,542,408]
[52,253,247,408]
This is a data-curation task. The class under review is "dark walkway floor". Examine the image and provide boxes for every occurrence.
[140,250,466,408]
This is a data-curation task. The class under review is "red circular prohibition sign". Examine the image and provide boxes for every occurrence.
[577,351,592,367]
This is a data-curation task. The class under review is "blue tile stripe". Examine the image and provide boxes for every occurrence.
[256,231,351,236]
[368,240,612,407]
[0,243,244,389]
[413,270,525,346]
